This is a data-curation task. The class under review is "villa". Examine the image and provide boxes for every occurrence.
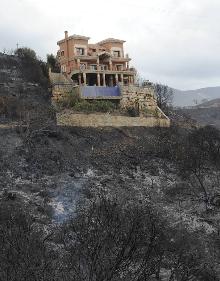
[57,31,136,90]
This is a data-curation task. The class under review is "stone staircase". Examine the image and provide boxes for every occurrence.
[49,72,75,101]
[49,72,73,85]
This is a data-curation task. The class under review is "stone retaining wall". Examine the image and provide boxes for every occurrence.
[120,85,157,111]
[52,84,75,101]
[57,112,170,127]
[51,73,170,127]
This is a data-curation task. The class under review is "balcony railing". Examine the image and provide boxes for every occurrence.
[81,86,120,98]
[71,68,136,75]
[74,54,131,61]
[79,64,133,72]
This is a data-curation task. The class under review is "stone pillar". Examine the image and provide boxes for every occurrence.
[109,59,112,71]
[120,74,124,85]
[83,72,87,86]
[97,57,100,71]
[97,73,101,86]
[110,75,114,87]
[103,73,106,87]
[77,58,80,69]
[128,76,130,85]
[78,73,82,85]
[127,61,130,70]
[115,73,119,84]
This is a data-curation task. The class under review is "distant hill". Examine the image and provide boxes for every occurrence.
[175,96,220,129]
[172,86,220,129]
[195,98,220,108]
[181,106,220,129]
[173,86,220,107]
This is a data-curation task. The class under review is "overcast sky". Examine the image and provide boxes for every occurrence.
[0,0,220,90]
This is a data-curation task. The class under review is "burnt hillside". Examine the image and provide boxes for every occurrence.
[1,53,220,280]
[1,123,220,280]
[0,53,55,125]
[181,105,220,129]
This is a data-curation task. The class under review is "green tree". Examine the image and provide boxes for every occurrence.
[15,47,49,88]
[47,53,60,73]
[15,47,37,60]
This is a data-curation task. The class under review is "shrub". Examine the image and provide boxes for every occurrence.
[126,106,139,117]
[92,100,116,112]
[58,88,80,108]
[57,88,117,113]
[142,107,160,117]
[73,100,93,111]
[0,201,58,280]
[72,100,117,113]
[61,195,167,281]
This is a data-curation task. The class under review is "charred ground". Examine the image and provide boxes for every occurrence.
[1,53,220,280]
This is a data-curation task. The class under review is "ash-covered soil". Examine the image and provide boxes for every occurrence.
[0,125,219,230]
[1,124,220,279]
[1,53,220,280]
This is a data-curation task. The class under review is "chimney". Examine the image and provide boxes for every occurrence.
[64,31,68,39]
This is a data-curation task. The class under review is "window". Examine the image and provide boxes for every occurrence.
[113,51,120,57]
[76,47,85,55]
[61,65,66,73]
[61,50,64,56]
[116,65,123,71]
[100,65,108,70]
[90,64,97,70]
[80,63,86,71]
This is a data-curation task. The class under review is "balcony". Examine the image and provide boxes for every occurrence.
[73,53,131,62]
[71,66,136,76]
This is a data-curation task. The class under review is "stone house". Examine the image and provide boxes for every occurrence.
[57,31,136,88]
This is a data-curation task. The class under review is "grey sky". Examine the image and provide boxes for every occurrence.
[0,0,219,90]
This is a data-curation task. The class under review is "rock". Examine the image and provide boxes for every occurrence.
[3,190,17,200]
[210,194,220,207]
